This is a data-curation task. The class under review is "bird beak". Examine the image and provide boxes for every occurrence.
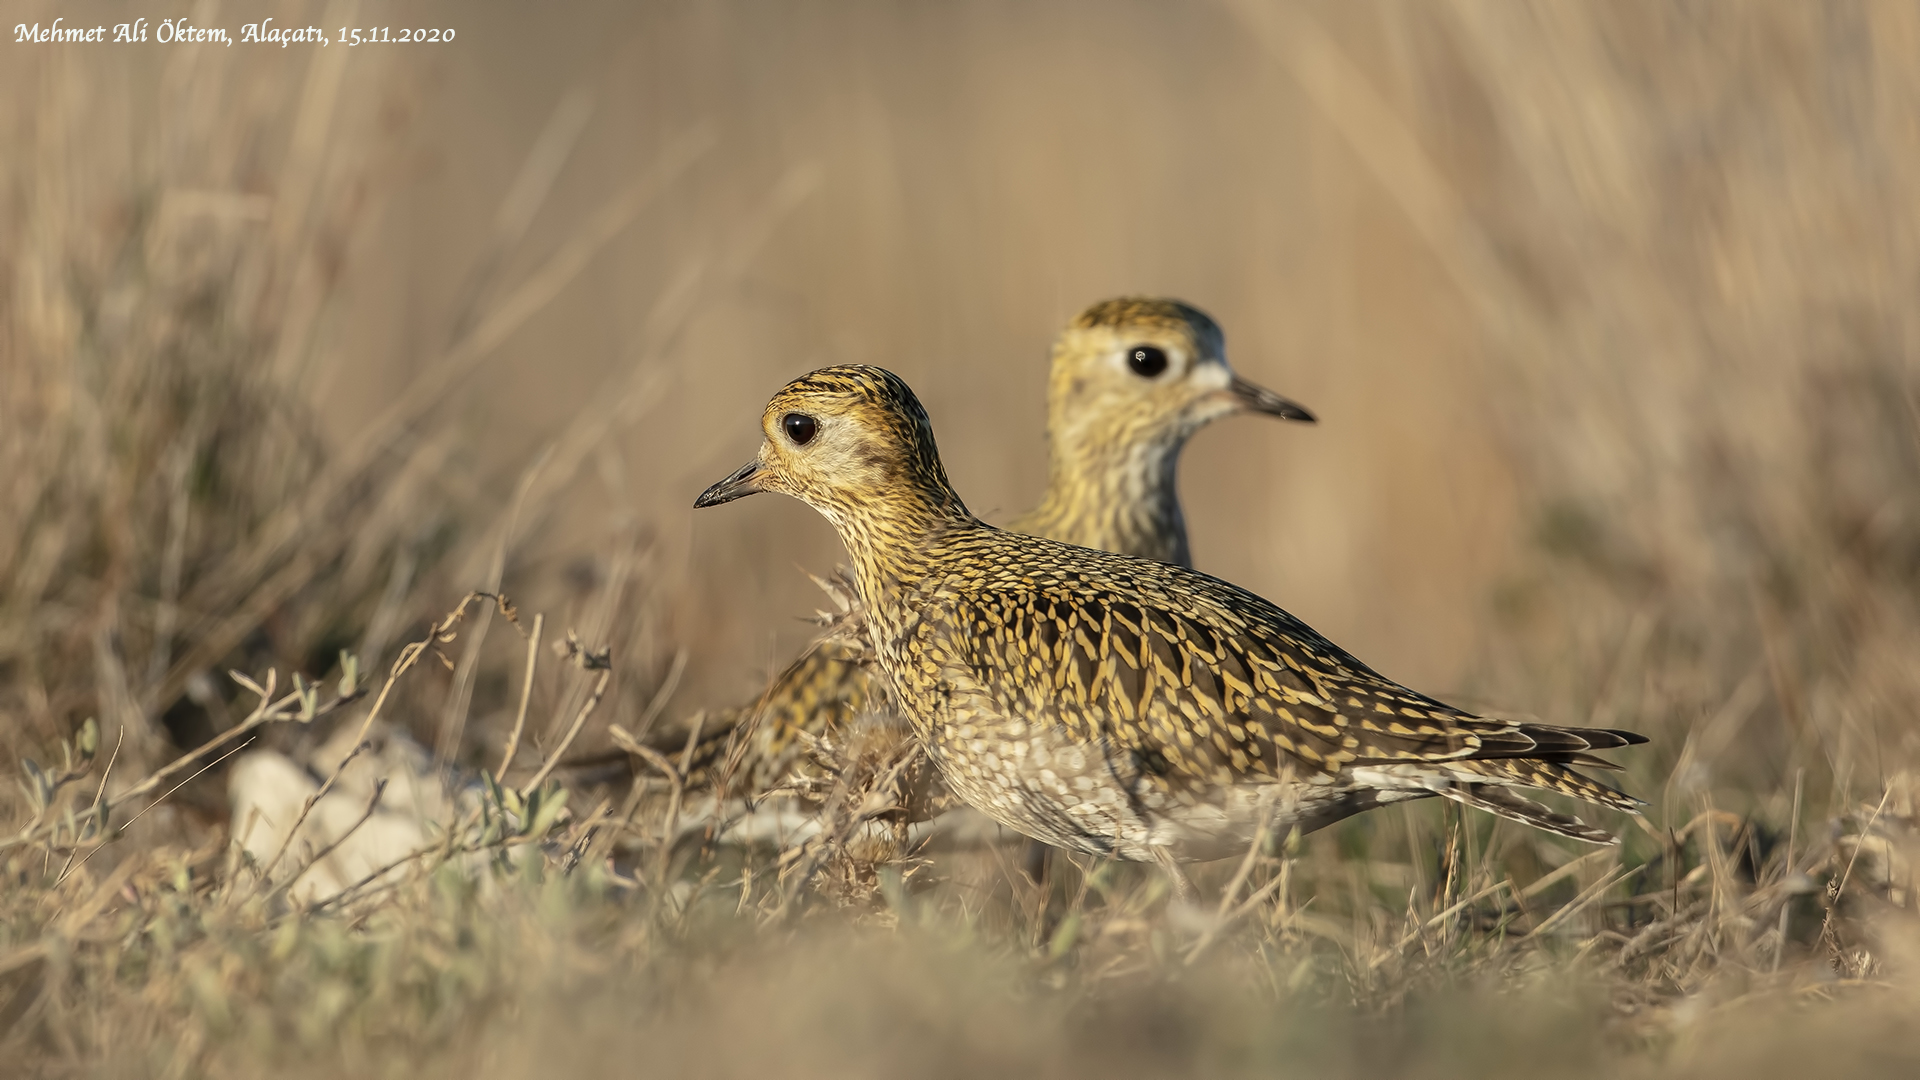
[694,458,764,508]
[1227,374,1316,423]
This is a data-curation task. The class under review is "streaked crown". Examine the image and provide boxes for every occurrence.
[723,365,971,532]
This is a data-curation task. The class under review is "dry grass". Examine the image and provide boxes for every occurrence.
[3,1,1920,1076]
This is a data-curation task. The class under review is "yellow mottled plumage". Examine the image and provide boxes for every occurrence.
[695,365,1647,865]
[672,299,1312,795]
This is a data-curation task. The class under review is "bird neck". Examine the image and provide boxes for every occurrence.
[1022,425,1192,568]
[822,477,983,619]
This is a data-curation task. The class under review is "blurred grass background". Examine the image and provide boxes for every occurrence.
[3,0,1919,1075]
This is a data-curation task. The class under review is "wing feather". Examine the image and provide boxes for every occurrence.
[929,543,1643,800]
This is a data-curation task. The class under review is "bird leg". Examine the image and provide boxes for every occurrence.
[1021,838,1053,889]
[1151,845,1198,903]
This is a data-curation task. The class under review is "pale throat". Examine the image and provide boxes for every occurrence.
[1028,424,1191,566]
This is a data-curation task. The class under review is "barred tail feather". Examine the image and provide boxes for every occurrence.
[1462,757,1644,814]
[1440,784,1619,845]
[1427,755,1643,844]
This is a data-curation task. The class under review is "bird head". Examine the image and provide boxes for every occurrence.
[1047,297,1314,460]
[694,365,970,538]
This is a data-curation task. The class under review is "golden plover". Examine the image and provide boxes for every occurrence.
[694,366,1646,876]
[679,299,1313,795]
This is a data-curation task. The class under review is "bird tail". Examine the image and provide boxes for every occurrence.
[1440,784,1616,845]
[1439,757,1643,845]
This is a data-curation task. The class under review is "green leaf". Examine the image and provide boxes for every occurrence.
[229,669,266,699]
[20,759,49,811]
[291,673,319,722]
[526,784,569,838]
[1048,911,1083,959]
[338,651,359,698]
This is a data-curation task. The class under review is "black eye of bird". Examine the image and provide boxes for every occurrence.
[782,412,818,445]
[1127,345,1169,378]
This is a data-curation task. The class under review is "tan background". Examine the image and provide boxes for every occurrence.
[348,0,1522,701]
[7,0,1917,806]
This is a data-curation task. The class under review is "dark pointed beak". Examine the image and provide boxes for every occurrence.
[1229,375,1316,423]
[694,459,764,508]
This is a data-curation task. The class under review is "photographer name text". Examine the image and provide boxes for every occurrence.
[15,18,454,46]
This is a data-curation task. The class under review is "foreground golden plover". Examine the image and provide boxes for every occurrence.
[695,366,1646,881]
[678,298,1313,794]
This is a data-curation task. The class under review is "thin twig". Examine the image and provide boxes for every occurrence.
[1216,807,1274,921]
[273,780,390,903]
[525,667,612,794]
[449,85,597,340]
[1185,804,1275,964]
[1188,870,1294,967]
[664,715,707,864]
[613,721,697,889]
[84,727,124,834]
[1775,767,1805,974]
[5,666,362,854]
[247,594,501,897]
[630,648,688,745]
[497,612,545,777]
[438,460,545,766]
[52,729,126,883]
[768,741,923,920]
[53,736,258,888]
[342,593,503,775]
[1529,866,1643,939]
[250,740,375,897]
[304,808,489,915]
[1833,787,1894,905]
[1388,880,1514,957]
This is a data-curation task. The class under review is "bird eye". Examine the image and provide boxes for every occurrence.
[1127,345,1169,378]
[781,412,818,445]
